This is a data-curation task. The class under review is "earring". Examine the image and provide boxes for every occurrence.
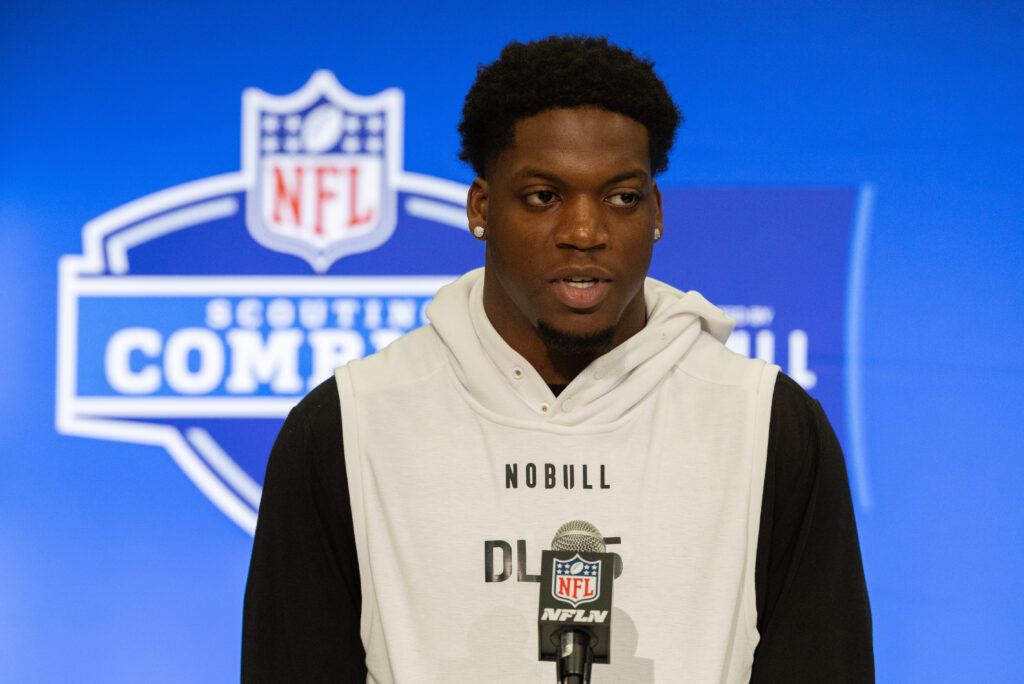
[472,225,486,239]
[653,227,662,242]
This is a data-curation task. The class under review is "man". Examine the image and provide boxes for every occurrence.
[242,36,873,682]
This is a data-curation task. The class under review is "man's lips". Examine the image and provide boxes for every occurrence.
[550,275,611,310]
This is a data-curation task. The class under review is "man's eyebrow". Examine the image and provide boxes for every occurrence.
[514,168,563,184]
[604,169,650,184]
[513,168,650,185]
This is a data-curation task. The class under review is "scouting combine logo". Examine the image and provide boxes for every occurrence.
[553,555,602,607]
[56,72,475,534]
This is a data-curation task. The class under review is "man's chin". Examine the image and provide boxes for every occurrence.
[536,320,616,356]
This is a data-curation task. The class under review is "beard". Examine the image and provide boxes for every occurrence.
[536,320,616,356]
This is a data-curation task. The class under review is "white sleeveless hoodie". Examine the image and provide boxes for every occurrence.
[336,268,778,683]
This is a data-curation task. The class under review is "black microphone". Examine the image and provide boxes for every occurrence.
[538,520,615,684]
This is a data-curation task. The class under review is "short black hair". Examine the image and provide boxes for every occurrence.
[458,35,682,178]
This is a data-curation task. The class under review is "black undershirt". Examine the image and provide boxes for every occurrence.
[242,373,873,682]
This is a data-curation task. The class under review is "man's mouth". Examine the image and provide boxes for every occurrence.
[563,277,599,289]
[552,276,609,309]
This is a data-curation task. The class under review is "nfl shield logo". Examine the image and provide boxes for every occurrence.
[242,70,403,271]
[552,554,602,607]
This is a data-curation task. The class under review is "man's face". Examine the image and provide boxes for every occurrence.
[468,107,662,360]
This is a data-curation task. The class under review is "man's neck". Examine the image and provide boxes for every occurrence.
[480,279,649,384]
[535,347,604,385]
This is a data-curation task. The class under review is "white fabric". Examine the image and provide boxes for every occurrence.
[337,268,778,683]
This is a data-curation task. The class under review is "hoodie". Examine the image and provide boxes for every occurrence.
[336,268,778,683]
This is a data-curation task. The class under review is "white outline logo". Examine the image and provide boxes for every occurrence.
[55,74,469,534]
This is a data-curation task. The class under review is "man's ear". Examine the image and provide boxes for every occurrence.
[467,177,489,230]
[652,180,664,238]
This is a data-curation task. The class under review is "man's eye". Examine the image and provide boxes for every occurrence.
[608,192,641,207]
[524,190,557,206]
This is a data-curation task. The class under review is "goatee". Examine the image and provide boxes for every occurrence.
[536,320,616,356]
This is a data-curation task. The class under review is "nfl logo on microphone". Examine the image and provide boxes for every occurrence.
[552,555,602,607]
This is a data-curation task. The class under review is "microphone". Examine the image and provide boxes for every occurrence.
[538,520,615,684]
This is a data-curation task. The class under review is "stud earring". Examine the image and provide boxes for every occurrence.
[653,227,662,242]
[472,225,486,239]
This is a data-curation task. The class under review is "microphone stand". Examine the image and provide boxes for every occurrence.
[557,630,594,684]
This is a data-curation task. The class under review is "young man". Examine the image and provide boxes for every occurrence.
[242,36,873,683]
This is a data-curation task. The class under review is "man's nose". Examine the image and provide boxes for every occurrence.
[555,197,607,250]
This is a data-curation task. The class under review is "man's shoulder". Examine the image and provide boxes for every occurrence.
[675,326,779,390]
[771,372,820,412]
[290,374,342,431]
[766,372,845,495]
[768,372,829,450]
[340,324,449,393]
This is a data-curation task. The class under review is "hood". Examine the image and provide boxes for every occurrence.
[426,268,734,428]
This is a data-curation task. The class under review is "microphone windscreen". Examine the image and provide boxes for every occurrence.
[551,520,606,553]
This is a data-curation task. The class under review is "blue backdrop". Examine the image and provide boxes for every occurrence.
[2,2,1022,682]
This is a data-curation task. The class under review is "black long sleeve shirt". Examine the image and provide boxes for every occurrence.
[242,373,873,682]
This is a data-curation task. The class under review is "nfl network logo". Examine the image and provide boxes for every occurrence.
[56,72,468,534]
[553,555,602,607]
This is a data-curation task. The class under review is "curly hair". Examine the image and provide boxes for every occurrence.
[458,35,682,178]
